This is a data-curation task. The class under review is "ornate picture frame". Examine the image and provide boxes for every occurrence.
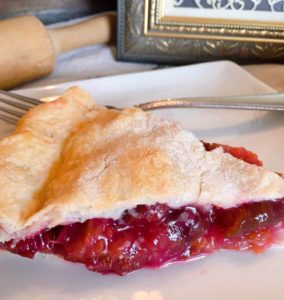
[117,0,284,64]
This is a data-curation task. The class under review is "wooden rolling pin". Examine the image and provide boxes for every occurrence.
[0,13,116,90]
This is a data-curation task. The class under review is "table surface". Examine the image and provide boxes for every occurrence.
[21,43,284,93]
[244,64,284,92]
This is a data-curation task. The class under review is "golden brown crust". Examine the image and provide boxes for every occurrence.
[0,87,92,242]
[0,87,284,243]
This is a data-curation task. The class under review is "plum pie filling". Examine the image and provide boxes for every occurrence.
[1,144,284,276]
[1,200,284,275]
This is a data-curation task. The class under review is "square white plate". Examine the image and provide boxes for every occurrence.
[1,61,284,300]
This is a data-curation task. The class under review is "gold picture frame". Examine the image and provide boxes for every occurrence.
[117,0,284,64]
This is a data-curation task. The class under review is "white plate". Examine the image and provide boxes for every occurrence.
[1,61,284,300]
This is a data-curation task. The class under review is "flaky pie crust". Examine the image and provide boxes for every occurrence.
[0,87,284,243]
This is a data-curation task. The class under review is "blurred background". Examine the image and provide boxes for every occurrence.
[0,0,116,24]
[0,0,283,91]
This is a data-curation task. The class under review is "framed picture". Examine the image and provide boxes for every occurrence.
[117,0,284,64]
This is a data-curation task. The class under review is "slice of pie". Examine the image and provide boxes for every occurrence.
[0,87,284,275]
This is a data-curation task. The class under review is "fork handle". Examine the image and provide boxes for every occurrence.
[139,93,284,111]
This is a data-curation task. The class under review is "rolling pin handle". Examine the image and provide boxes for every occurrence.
[49,13,117,55]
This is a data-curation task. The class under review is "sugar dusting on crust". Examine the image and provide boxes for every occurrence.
[0,87,284,242]
[0,87,93,242]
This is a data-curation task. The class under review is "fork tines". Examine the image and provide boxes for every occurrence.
[0,90,40,125]
[0,114,18,125]
[0,97,32,111]
[0,90,40,105]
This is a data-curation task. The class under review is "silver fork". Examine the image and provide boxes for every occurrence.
[1,90,284,125]
[0,90,40,124]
